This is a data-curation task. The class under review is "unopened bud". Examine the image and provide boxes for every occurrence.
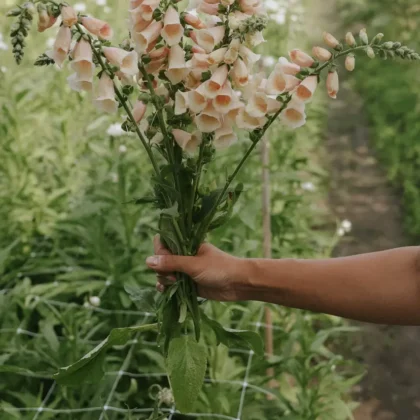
[371,33,384,44]
[89,296,101,307]
[366,46,375,59]
[359,28,368,45]
[345,54,355,71]
[382,41,393,49]
[23,2,37,16]
[345,32,356,47]
[323,31,340,49]
[312,46,332,61]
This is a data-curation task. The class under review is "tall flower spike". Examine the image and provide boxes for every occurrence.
[61,6,78,28]
[326,71,339,99]
[103,47,139,76]
[81,17,113,40]
[53,26,72,68]
[196,26,225,53]
[161,6,184,47]
[165,45,189,85]
[289,49,314,67]
[94,73,118,114]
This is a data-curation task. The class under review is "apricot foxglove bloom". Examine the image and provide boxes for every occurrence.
[161,6,183,46]
[61,5,78,27]
[133,20,162,53]
[195,103,222,132]
[166,44,189,84]
[326,70,339,99]
[103,47,139,76]
[295,75,318,102]
[53,26,71,67]
[172,129,202,153]
[196,26,225,53]
[289,49,314,67]
[81,16,113,40]
[94,73,118,114]
[281,99,306,129]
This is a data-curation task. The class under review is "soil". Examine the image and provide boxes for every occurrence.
[326,81,420,420]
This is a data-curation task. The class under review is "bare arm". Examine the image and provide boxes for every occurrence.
[146,239,420,326]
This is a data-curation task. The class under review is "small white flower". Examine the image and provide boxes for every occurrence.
[46,37,55,48]
[107,123,125,137]
[73,3,86,12]
[337,227,346,237]
[302,182,315,192]
[89,296,101,307]
[341,219,352,233]
[119,145,127,154]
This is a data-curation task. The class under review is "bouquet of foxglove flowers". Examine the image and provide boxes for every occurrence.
[7,0,419,411]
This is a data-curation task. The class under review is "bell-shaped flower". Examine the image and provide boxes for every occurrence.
[214,121,237,149]
[197,1,219,15]
[202,65,229,98]
[67,73,93,92]
[149,46,169,60]
[289,49,314,67]
[326,71,339,99]
[312,46,332,61]
[213,82,237,113]
[38,9,56,32]
[175,91,189,115]
[165,45,189,85]
[173,129,202,154]
[185,13,206,29]
[231,59,249,87]
[239,45,260,69]
[145,57,166,74]
[208,48,228,66]
[70,39,94,87]
[295,75,318,102]
[61,6,78,27]
[276,57,300,75]
[239,0,264,15]
[195,103,222,132]
[53,26,72,68]
[246,92,280,118]
[265,69,300,95]
[132,100,147,123]
[242,72,266,100]
[133,20,163,54]
[223,39,240,65]
[196,26,225,53]
[94,73,118,114]
[280,98,306,129]
[236,108,267,130]
[189,87,208,113]
[103,47,139,76]
[81,17,113,40]
[162,6,183,46]
[131,0,160,22]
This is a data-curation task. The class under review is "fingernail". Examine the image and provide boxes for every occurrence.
[146,256,159,267]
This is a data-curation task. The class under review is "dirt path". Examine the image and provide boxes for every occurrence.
[326,82,420,419]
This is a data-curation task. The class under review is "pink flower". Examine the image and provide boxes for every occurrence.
[246,92,280,118]
[173,129,202,153]
[239,0,264,15]
[236,108,267,130]
[133,20,163,54]
[69,39,94,90]
[94,73,118,114]
[81,17,113,40]
[103,47,139,76]
[213,82,237,113]
[345,55,355,72]
[53,26,72,68]
[196,26,225,53]
[195,103,222,132]
[295,75,318,102]
[326,71,339,99]
[312,46,332,62]
[289,49,314,67]
[239,45,261,69]
[61,5,78,27]
[184,13,206,29]
[231,59,249,87]
[214,121,237,149]
[276,57,300,75]
[203,65,229,98]
[132,100,147,123]
[265,69,300,95]
[280,99,306,129]
[131,0,160,22]
[175,91,189,115]
[208,48,228,65]
[188,88,208,113]
[197,1,219,16]
[162,6,183,47]
[67,73,93,92]
[149,46,170,60]
[38,9,56,32]
[323,31,340,49]
[165,45,189,84]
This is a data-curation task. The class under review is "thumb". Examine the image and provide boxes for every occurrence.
[146,254,197,275]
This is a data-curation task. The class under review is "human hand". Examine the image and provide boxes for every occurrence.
[146,236,247,301]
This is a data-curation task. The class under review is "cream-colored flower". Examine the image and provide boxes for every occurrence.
[214,121,237,149]
[175,91,189,115]
[67,73,92,92]
[224,39,240,65]
[245,31,265,47]
[188,88,208,113]
[240,0,264,15]
[172,129,202,153]
[280,99,306,129]
[81,17,113,40]
[131,0,160,22]
[133,20,163,54]
[345,54,355,71]
[53,26,71,68]
[276,57,300,75]
[61,5,78,27]
[132,100,147,123]
[246,91,280,118]
[208,48,228,66]
[149,46,170,60]
[265,69,300,95]
[103,47,139,76]
[326,70,339,99]
[228,10,249,30]
[195,103,222,132]
[165,45,189,84]
[231,59,249,87]
[295,75,317,102]
[239,45,261,69]
[203,64,229,98]
[161,6,184,47]
[323,31,340,49]
[196,26,225,53]
[184,13,206,29]
[70,39,94,89]
[312,46,332,61]
[94,73,118,114]
[236,108,266,130]
[197,0,219,16]
[213,82,237,113]
[289,49,314,67]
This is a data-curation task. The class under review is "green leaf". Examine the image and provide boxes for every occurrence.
[166,335,207,413]
[124,284,157,313]
[53,324,157,386]
[203,314,264,356]
[159,202,179,218]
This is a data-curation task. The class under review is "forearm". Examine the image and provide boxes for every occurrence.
[236,247,420,325]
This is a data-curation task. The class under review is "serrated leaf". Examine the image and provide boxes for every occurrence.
[53,323,157,386]
[166,335,207,413]
[203,314,264,356]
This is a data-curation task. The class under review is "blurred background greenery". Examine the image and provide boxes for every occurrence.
[0,0,418,419]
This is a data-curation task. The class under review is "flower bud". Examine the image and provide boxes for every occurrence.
[326,70,339,99]
[371,33,384,44]
[359,28,368,45]
[382,41,393,49]
[345,32,356,47]
[312,46,332,61]
[323,32,340,49]
[61,5,78,27]
[37,5,56,32]
[89,296,101,307]
[53,26,72,68]
[184,13,206,29]
[132,100,147,123]
[366,46,375,59]
[345,54,355,71]
[289,49,314,67]
[81,16,113,40]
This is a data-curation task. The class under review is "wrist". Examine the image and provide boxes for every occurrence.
[231,257,258,301]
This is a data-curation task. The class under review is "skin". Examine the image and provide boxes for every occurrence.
[146,236,420,326]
